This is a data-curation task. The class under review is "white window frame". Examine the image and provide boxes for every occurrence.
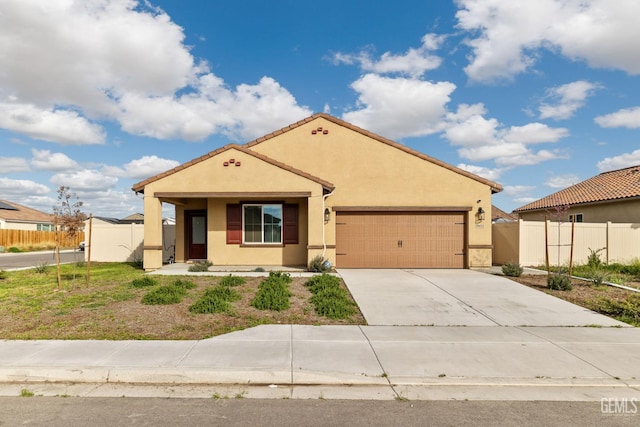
[569,213,583,223]
[242,204,283,244]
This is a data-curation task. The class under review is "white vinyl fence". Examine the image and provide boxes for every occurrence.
[85,223,175,263]
[493,220,640,266]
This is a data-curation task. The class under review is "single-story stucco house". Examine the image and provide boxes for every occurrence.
[514,165,640,223]
[132,114,502,271]
[0,199,54,231]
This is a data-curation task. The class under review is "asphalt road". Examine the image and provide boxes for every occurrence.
[0,250,82,270]
[0,398,636,426]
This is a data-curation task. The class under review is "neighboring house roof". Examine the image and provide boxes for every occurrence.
[514,165,640,212]
[122,213,144,221]
[132,143,335,193]
[92,217,121,224]
[132,114,502,194]
[0,199,53,223]
[245,113,502,193]
[492,205,517,222]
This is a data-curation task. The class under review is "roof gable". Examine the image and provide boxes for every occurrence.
[244,113,502,193]
[514,165,640,212]
[132,143,334,193]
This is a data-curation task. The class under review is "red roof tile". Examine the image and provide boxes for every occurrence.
[514,165,640,212]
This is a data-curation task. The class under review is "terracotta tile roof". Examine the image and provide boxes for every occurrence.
[514,165,640,212]
[0,199,54,223]
[245,113,503,193]
[132,144,335,193]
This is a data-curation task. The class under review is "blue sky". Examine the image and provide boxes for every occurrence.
[1,0,640,218]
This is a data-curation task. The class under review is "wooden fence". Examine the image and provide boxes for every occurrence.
[0,229,84,250]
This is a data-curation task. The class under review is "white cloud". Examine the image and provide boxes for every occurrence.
[444,104,568,166]
[0,177,50,195]
[457,163,504,181]
[597,150,640,172]
[545,174,579,188]
[595,107,640,128]
[103,155,180,180]
[342,74,455,139]
[0,103,105,145]
[513,196,537,204]
[0,157,29,173]
[456,0,640,82]
[31,149,79,171]
[333,33,444,77]
[0,1,309,144]
[50,169,118,192]
[118,76,311,141]
[538,81,600,120]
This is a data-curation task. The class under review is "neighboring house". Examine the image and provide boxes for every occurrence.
[514,165,640,223]
[132,113,502,270]
[0,199,54,231]
[492,205,517,223]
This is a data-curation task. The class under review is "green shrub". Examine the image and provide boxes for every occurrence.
[254,267,265,272]
[501,263,523,277]
[310,287,356,319]
[172,279,197,290]
[584,267,610,286]
[593,295,640,326]
[267,271,292,284]
[251,277,291,311]
[33,260,49,274]
[306,274,356,319]
[0,269,6,280]
[587,247,605,268]
[130,276,158,288]
[547,274,572,291]
[219,275,245,287]
[141,284,188,305]
[188,260,213,272]
[189,286,240,314]
[308,255,331,273]
[8,247,21,253]
[305,274,341,294]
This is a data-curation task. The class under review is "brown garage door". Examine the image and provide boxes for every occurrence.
[335,212,465,268]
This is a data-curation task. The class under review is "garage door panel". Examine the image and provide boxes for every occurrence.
[336,212,465,268]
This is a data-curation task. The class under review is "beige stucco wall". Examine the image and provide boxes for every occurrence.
[142,147,325,269]
[250,117,494,268]
[517,199,640,223]
[140,118,498,270]
[1,221,40,231]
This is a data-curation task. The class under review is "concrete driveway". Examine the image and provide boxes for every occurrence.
[338,269,628,327]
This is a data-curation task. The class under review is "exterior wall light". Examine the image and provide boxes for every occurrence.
[477,207,485,221]
[324,208,331,223]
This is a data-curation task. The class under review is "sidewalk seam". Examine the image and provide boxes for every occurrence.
[358,325,397,398]
[516,326,629,384]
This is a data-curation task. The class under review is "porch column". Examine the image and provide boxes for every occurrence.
[143,195,163,270]
[306,193,325,265]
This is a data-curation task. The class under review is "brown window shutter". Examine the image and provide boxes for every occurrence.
[283,204,298,244]
[226,204,242,244]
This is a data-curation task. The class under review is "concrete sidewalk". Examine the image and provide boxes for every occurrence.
[1,325,640,401]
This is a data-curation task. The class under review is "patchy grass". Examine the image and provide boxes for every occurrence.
[0,264,365,339]
[511,273,640,326]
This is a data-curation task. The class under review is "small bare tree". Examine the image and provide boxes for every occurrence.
[53,186,87,290]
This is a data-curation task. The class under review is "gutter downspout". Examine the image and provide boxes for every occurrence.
[322,189,335,259]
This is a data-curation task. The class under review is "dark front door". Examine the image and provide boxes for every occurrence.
[185,210,207,260]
